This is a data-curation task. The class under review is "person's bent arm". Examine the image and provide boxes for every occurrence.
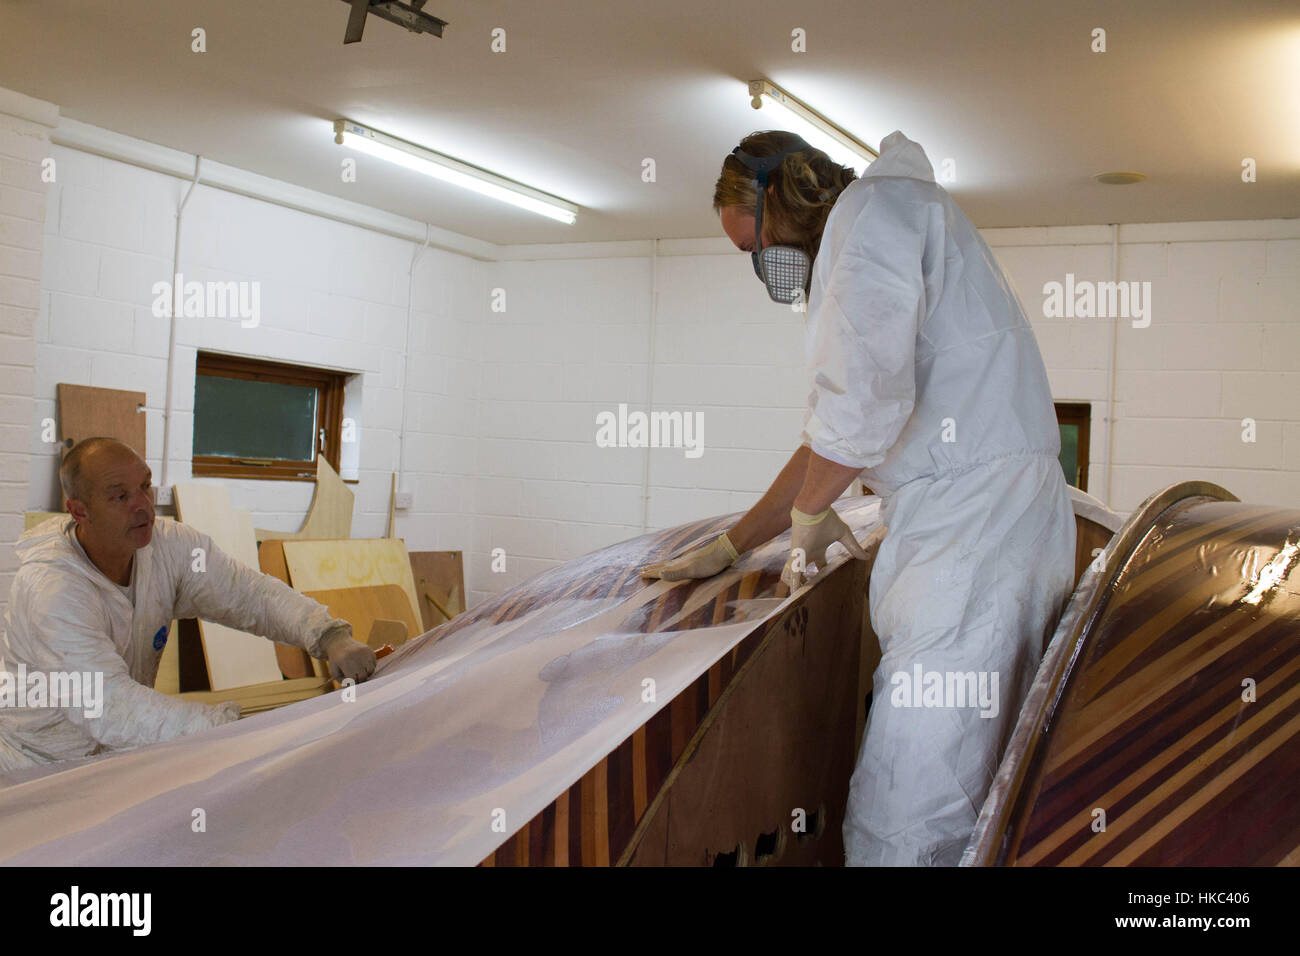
[641,443,815,580]
[172,526,376,682]
[792,450,863,517]
[728,443,816,553]
[779,449,875,590]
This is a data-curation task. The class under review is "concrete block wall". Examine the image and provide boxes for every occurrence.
[991,226,1300,512]
[394,248,485,576]
[32,142,487,536]
[471,257,651,597]
[0,90,56,616]
[462,248,817,605]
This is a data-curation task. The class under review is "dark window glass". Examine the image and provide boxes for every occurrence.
[193,375,318,461]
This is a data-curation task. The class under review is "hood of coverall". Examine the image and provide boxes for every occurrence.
[13,516,130,599]
[862,131,937,183]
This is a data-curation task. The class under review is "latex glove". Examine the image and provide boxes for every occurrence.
[640,532,739,581]
[320,627,377,683]
[780,505,871,591]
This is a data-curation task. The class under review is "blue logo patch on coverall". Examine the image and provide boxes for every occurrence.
[152,626,168,651]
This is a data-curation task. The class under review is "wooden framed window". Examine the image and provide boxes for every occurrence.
[1055,402,1091,492]
[191,352,346,481]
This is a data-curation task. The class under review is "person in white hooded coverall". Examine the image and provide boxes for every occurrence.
[643,130,1076,865]
[0,437,376,774]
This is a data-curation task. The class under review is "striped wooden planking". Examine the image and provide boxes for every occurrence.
[967,482,1300,866]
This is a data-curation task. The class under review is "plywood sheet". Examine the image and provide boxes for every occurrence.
[56,384,146,459]
[282,538,420,627]
[257,538,317,679]
[178,677,333,715]
[255,457,353,541]
[367,619,409,650]
[23,511,64,532]
[301,584,420,646]
[258,539,291,585]
[408,550,465,632]
[174,483,284,690]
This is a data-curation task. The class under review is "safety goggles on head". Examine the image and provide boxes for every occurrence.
[731,137,813,305]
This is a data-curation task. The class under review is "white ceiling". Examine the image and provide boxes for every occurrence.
[2,0,1297,244]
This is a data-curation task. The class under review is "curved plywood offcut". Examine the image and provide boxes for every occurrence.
[254,457,353,542]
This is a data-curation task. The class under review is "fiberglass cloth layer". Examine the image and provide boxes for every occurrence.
[0,498,882,865]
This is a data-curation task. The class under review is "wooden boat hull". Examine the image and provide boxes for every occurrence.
[483,549,874,867]
[965,482,1300,866]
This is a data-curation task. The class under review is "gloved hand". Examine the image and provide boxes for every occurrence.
[320,626,377,683]
[780,505,871,591]
[640,532,739,581]
[216,701,241,723]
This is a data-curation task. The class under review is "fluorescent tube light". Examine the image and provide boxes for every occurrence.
[746,81,878,173]
[333,119,579,224]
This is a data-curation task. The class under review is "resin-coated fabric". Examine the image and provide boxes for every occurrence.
[0,500,882,866]
[0,516,342,771]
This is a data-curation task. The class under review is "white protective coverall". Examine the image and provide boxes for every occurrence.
[799,131,1076,865]
[0,516,346,773]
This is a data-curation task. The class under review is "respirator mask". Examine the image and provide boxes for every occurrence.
[731,136,814,305]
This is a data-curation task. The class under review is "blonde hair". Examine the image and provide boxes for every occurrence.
[712,130,858,268]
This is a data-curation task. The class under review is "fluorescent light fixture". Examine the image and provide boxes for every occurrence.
[746,80,878,173]
[333,119,579,224]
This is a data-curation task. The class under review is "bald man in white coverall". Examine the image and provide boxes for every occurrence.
[644,130,1076,865]
[0,437,376,774]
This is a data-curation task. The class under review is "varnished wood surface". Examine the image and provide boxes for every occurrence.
[990,494,1300,865]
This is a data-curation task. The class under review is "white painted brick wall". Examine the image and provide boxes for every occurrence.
[993,228,1300,512]
[0,90,55,622]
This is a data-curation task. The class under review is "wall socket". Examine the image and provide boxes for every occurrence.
[154,485,174,506]
[394,491,413,510]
